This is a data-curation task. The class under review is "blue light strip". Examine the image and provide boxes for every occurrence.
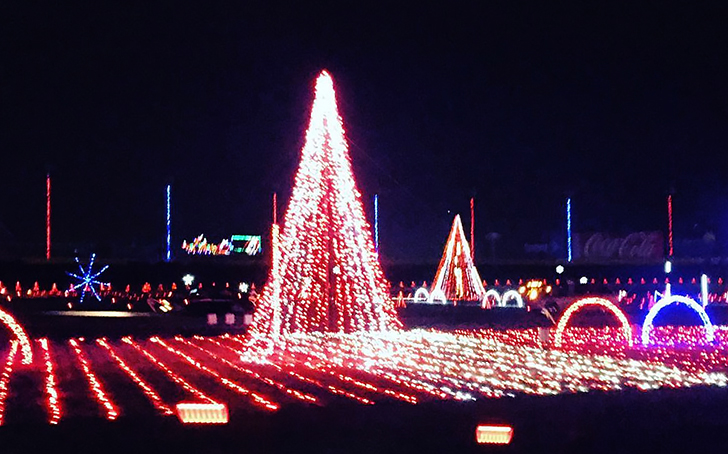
[166,184,171,262]
[374,194,379,253]
[566,197,572,262]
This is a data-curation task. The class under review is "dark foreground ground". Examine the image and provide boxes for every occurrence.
[0,387,727,454]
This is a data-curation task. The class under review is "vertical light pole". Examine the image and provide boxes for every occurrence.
[373,194,379,253]
[667,194,674,257]
[566,197,572,263]
[470,197,475,260]
[46,173,51,260]
[165,184,171,262]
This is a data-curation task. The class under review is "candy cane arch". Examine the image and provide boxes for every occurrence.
[554,297,633,348]
[641,295,714,346]
[0,308,32,365]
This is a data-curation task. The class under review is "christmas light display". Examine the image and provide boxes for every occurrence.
[67,254,109,303]
[68,339,119,420]
[150,337,279,411]
[46,174,51,260]
[413,287,429,302]
[250,70,400,337]
[181,234,233,255]
[0,307,33,365]
[165,184,171,262]
[96,338,173,416]
[499,290,525,308]
[470,197,475,260]
[428,288,447,304]
[553,297,633,348]
[567,197,572,262]
[0,329,723,423]
[641,295,715,346]
[39,339,62,424]
[701,274,709,308]
[374,194,379,253]
[430,215,485,302]
[667,194,674,257]
[123,337,218,404]
[0,341,18,425]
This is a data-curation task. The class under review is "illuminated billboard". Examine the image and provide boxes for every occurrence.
[181,234,262,256]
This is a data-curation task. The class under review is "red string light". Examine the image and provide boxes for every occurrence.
[150,337,279,411]
[0,341,18,425]
[430,215,484,301]
[250,71,400,337]
[39,339,62,424]
[68,339,119,420]
[96,338,174,416]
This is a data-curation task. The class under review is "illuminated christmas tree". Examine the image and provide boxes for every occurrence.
[430,215,485,301]
[250,71,401,338]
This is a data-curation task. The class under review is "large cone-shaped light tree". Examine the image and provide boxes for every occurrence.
[430,215,485,301]
[249,71,401,338]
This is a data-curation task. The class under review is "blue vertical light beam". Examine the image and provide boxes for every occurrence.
[566,197,572,262]
[374,194,379,253]
[166,184,171,262]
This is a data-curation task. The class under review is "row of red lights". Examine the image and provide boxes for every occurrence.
[96,338,174,416]
[0,341,18,425]
[68,339,119,420]
[149,337,279,411]
[122,337,217,404]
[178,337,319,405]
[38,339,62,424]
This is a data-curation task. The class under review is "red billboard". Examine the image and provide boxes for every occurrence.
[574,232,664,262]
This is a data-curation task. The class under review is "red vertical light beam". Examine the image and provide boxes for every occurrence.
[668,194,674,257]
[46,174,51,260]
[272,192,277,225]
[470,197,475,260]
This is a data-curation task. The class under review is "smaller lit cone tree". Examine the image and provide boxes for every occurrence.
[430,215,485,301]
[250,71,401,340]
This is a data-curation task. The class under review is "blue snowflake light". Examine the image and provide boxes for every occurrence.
[67,253,109,303]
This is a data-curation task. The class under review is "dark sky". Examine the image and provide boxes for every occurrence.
[1,2,727,262]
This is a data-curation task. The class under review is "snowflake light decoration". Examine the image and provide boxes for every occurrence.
[67,254,109,303]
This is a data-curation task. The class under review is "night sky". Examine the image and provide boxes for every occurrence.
[1,2,727,262]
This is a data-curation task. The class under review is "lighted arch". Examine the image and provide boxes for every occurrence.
[0,307,32,365]
[554,297,633,348]
[428,288,447,305]
[413,288,430,303]
[641,295,714,346]
[482,289,501,309]
[499,290,524,308]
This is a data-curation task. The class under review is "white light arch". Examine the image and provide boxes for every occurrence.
[428,288,447,305]
[481,289,502,309]
[413,287,430,303]
[500,290,525,308]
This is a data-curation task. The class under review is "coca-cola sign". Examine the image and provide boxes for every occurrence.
[575,232,663,262]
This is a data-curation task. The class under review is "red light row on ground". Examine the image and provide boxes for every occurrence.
[150,337,279,411]
[178,337,319,405]
[96,338,174,416]
[122,337,217,404]
[38,339,62,424]
[0,341,18,425]
[68,339,119,420]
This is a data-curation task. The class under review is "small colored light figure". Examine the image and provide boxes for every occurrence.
[66,254,109,304]
[641,295,715,346]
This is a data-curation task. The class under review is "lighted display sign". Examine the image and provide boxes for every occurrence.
[182,234,262,256]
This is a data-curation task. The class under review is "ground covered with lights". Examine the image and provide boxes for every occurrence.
[0,326,726,424]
